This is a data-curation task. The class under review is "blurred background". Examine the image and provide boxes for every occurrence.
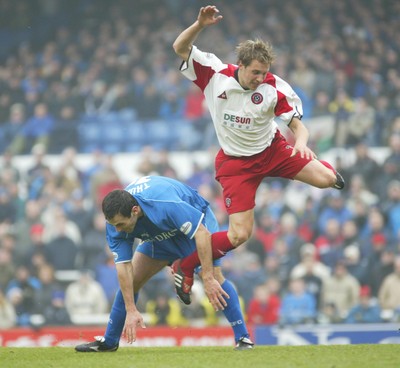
[0,0,400,337]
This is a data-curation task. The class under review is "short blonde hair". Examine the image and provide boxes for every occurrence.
[236,39,276,67]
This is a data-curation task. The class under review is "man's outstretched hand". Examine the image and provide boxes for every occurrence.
[197,5,223,28]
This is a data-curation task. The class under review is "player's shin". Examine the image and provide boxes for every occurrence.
[220,280,250,343]
[104,291,139,346]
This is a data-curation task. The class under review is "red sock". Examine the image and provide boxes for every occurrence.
[180,231,235,275]
[320,160,336,174]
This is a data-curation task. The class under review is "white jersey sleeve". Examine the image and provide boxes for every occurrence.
[180,46,303,157]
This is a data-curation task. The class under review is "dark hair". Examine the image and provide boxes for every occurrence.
[102,189,138,220]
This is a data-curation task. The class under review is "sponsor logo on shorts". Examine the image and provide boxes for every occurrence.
[225,198,232,208]
[251,92,263,104]
[180,222,192,235]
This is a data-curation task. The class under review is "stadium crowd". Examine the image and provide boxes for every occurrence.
[0,0,400,329]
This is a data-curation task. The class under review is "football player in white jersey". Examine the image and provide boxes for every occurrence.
[171,5,345,302]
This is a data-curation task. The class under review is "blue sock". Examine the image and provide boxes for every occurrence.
[221,280,249,342]
[104,290,139,346]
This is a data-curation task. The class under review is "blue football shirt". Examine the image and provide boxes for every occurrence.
[106,176,218,264]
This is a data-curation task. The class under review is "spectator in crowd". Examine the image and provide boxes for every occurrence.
[89,155,123,209]
[381,180,400,239]
[347,141,381,194]
[346,174,379,210]
[318,301,343,325]
[41,290,71,326]
[53,147,84,198]
[81,212,107,270]
[341,219,362,249]
[146,290,187,327]
[329,89,353,148]
[49,105,80,153]
[317,192,352,236]
[0,289,17,329]
[95,246,119,307]
[0,187,18,228]
[84,80,112,117]
[346,97,376,146]
[345,285,382,324]
[0,150,21,184]
[64,269,109,318]
[378,255,400,319]
[158,90,185,122]
[342,244,368,285]
[279,277,317,326]
[23,224,51,272]
[0,246,16,293]
[360,207,393,248]
[6,264,41,326]
[290,243,331,282]
[24,143,52,200]
[321,260,360,321]
[13,199,44,258]
[65,188,93,239]
[314,218,345,269]
[153,149,178,179]
[366,245,396,298]
[9,103,55,155]
[246,282,280,325]
[42,205,82,246]
[375,134,400,197]
[32,263,69,325]
[275,212,306,265]
[3,104,27,151]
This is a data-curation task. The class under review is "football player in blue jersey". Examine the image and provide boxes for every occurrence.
[75,176,254,352]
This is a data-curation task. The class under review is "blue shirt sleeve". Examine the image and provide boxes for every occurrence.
[106,223,135,264]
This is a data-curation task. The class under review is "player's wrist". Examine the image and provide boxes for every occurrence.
[194,19,206,30]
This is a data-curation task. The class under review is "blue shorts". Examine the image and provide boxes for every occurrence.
[136,206,221,273]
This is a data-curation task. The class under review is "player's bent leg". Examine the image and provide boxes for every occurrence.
[227,210,254,247]
[294,160,344,189]
[172,211,254,306]
[76,254,168,352]
[171,258,194,305]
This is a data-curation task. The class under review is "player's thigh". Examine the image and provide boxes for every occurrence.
[293,159,335,188]
[131,252,169,290]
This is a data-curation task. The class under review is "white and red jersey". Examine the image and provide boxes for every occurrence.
[180,45,303,157]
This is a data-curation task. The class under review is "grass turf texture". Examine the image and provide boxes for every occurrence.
[1,345,399,368]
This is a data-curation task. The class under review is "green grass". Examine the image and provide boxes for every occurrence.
[0,345,399,368]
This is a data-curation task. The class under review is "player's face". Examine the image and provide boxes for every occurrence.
[238,60,269,90]
[108,207,141,233]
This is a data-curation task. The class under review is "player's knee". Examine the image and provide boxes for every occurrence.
[313,168,336,189]
[323,170,337,188]
[228,227,251,247]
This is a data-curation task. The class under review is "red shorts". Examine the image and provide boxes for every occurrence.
[214,130,312,214]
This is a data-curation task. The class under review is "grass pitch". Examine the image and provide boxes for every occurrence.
[0,344,399,368]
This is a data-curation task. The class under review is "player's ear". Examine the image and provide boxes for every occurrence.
[131,205,140,216]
